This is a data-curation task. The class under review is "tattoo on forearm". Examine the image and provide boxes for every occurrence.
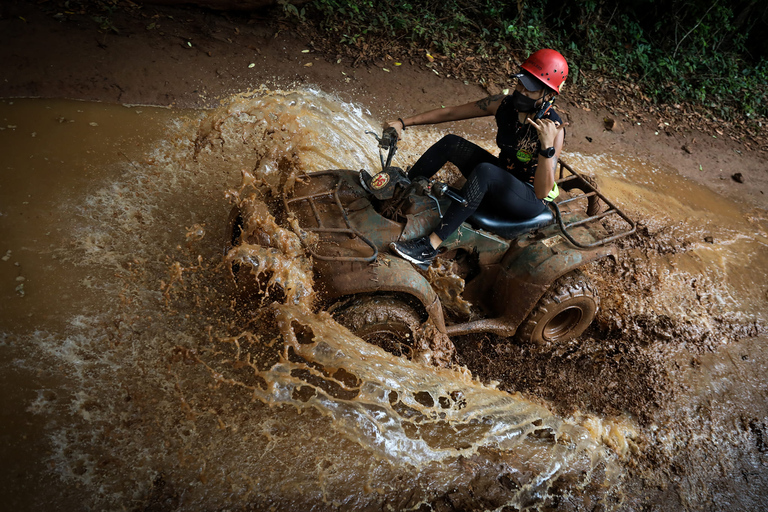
[475,94,505,111]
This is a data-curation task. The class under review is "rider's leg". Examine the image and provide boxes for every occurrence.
[391,162,546,266]
[407,134,499,181]
[433,162,546,241]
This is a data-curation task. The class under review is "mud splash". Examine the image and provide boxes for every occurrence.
[2,89,767,510]
[1,92,635,511]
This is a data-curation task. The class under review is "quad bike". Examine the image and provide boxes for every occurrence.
[225,128,635,353]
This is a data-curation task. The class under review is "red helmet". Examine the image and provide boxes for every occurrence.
[520,49,568,94]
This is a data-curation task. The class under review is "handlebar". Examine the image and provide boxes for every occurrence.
[432,181,468,206]
[366,127,399,171]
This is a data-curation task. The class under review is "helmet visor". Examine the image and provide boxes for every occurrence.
[513,71,544,92]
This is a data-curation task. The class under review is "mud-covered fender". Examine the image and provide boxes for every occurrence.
[313,256,446,333]
[490,236,616,329]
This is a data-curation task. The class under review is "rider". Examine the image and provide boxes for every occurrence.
[387,49,568,267]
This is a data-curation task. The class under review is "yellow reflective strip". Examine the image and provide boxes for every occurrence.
[544,182,559,202]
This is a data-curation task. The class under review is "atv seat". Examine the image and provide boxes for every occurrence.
[467,205,555,239]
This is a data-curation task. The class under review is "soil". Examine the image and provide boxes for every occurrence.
[2,1,768,510]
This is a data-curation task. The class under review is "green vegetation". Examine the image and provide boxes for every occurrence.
[295,0,768,120]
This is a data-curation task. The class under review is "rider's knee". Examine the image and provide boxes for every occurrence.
[472,162,499,181]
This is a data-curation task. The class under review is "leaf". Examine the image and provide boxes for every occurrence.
[248,63,255,68]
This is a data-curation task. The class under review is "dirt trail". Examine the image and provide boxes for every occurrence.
[1,0,766,212]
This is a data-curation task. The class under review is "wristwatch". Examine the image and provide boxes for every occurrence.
[539,146,556,158]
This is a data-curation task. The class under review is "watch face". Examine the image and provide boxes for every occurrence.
[540,147,555,158]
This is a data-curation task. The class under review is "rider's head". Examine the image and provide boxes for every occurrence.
[513,49,568,99]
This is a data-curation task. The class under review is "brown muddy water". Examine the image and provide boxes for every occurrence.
[0,91,767,511]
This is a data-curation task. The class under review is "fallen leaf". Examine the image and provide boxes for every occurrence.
[382,68,390,72]
[248,63,255,68]
[301,49,310,53]
[426,53,435,62]
[304,62,313,67]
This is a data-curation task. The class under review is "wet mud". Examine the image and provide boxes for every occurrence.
[1,90,768,511]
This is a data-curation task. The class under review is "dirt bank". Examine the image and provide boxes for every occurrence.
[1,0,766,212]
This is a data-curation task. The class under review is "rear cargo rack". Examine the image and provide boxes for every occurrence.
[551,160,636,248]
[284,171,379,263]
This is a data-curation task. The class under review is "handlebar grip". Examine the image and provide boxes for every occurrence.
[445,189,468,206]
[380,126,399,149]
[433,182,468,206]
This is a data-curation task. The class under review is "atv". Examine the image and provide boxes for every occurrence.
[225,128,635,355]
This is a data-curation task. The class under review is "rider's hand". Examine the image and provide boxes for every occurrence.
[526,117,567,148]
[383,120,403,139]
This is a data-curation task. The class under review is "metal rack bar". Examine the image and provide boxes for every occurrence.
[284,174,379,262]
[549,161,636,248]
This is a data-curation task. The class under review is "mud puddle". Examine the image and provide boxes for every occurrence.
[1,91,766,511]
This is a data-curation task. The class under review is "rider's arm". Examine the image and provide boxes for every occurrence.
[528,118,567,200]
[388,94,505,136]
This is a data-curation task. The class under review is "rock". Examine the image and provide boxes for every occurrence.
[603,117,615,131]
[732,173,745,183]
[704,236,714,244]
[484,83,502,96]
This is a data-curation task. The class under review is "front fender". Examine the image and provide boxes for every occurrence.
[314,256,446,333]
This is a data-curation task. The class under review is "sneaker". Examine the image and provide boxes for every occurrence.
[389,236,438,268]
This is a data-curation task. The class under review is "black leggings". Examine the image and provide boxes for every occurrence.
[407,134,546,240]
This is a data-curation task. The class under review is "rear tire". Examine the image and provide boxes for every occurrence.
[517,270,598,345]
[333,295,422,358]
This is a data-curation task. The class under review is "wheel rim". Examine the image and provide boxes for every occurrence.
[543,306,584,342]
